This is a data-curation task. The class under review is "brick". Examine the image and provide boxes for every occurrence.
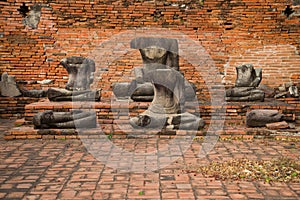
[27,135,42,139]
[4,134,16,140]
[266,121,289,130]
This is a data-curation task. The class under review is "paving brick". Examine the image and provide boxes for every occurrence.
[5,192,25,198]
[0,119,300,199]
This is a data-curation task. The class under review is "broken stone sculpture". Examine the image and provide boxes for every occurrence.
[0,72,22,97]
[33,110,97,129]
[18,79,53,98]
[47,88,100,101]
[21,89,48,98]
[0,72,53,98]
[48,56,100,101]
[265,121,289,130]
[60,56,95,91]
[129,66,204,130]
[274,82,299,98]
[18,79,53,85]
[246,109,283,127]
[129,68,204,130]
[226,64,265,101]
[113,37,196,101]
[126,38,204,130]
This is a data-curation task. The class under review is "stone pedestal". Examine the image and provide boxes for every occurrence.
[5,99,300,139]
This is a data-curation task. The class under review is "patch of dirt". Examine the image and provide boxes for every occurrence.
[190,158,300,183]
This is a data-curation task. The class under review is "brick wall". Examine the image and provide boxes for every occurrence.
[224,45,300,87]
[0,97,39,118]
[0,0,300,99]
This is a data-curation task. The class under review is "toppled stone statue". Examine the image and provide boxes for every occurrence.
[33,110,97,129]
[48,56,100,101]
[274,82,299,98]
[0,72,22,97]
[226,64,265,102]
[246,109,283,127]
[113,37,196,101]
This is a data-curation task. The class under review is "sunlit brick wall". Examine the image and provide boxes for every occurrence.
[0,0,299,93]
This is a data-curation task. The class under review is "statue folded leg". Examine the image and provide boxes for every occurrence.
[226,64,265,102]
[130,68,204,130]
[33,110,97,129]
[226,87,264,101]
[47,88,100,101]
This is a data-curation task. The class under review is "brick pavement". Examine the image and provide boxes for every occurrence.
[0,119,299,200]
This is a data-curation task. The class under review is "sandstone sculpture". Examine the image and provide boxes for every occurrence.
[32,57,99,129]
[130,68,204,130]
[60,56,95,91]
[226,64,265,101]
[33,110,97,129]
[246,109,283,127]
[0,72,22,97]
[47,88,100,101]
[274,82,299,98]
[48,56,100,101]
[126,37,204,130]
[113,37,196,101]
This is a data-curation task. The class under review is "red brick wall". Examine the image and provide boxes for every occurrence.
[0,0,299,94]
[0,97,39,118]
[224,45,300,87]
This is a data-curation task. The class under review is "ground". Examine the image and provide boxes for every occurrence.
[0,119,299,199]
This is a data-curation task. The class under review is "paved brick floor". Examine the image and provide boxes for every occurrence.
[0,119,299,199]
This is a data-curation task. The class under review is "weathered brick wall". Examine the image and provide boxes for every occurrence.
[224,45,300,87]
[0,97,39,118]
[0,0,299,96]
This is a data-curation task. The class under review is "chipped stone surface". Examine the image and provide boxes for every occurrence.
[0,72,21,97]
[226,64,265,102]
[246,109,283,127]
[60,56,95,91]
[128,38,203,130]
